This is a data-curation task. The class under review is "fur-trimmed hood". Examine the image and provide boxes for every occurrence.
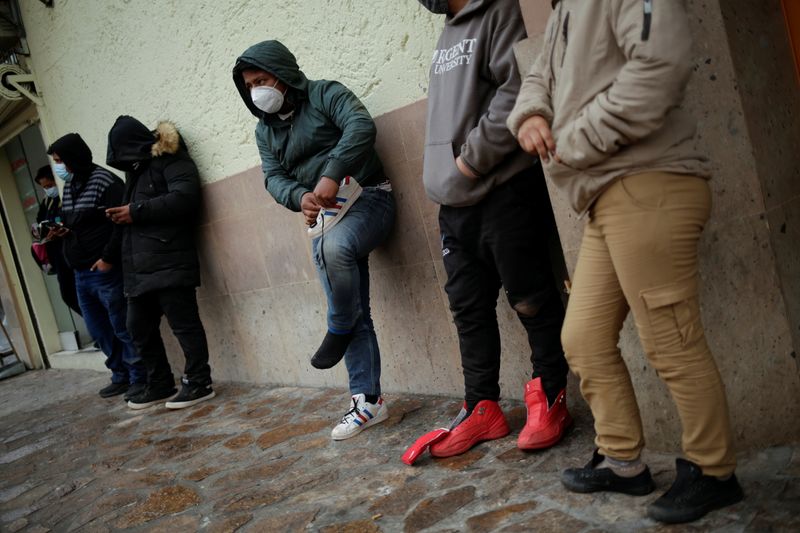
[151,121,181,157]
[107,115,183,172]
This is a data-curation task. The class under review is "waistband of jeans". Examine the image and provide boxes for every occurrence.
[362,179,392,192]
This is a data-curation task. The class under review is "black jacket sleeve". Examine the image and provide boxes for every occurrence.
[130,158,202,224]
[101,178,125,265]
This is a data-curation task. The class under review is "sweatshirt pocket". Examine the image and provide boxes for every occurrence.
[422,140,473,205]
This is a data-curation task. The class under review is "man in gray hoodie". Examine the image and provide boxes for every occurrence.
[417,0,571,458]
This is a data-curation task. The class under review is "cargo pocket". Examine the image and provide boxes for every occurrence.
[639,280,701,354]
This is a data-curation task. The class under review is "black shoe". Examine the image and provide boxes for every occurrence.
[561,449,656,496]
[123,383,147,402]
[310,331,353,369]
[647,459,744,524]
[165,380,215,409]
[99,382,129,398]
[126,385,177,410]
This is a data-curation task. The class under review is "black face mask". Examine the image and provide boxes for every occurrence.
[418,0,449,14]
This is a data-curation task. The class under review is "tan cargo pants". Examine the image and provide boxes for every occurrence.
[562,172,736,476]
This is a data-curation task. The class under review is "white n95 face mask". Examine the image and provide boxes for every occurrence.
[251,81,285,114]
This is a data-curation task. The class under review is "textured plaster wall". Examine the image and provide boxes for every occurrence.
[517,0,800,450]
[19,0,441,183]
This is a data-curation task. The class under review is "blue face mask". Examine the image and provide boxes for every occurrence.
[53,162,73,183]
[44,186,59,199]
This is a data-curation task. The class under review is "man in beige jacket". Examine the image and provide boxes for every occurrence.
[507,0,743,524]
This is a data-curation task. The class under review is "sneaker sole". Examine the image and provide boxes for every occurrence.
[127,397,172,410]
[308,186,362,239]
[331,406,389,441]
[165,391,216,410]
[127,392,177,410]
[646,489,744,524]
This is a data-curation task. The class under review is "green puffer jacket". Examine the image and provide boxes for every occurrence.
[233,40,384,212]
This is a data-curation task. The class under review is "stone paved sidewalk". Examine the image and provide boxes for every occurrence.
[0,370,798,532]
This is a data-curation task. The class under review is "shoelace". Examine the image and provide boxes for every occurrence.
[340,397,361,424]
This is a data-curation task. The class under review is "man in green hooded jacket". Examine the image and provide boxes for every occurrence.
[233,40,396,440]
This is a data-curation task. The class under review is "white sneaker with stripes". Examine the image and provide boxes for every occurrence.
[307,176,362,239]
[331,393,389,440]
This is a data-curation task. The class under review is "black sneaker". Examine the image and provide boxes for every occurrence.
[165,380,215,409]
[561,449,656,496]
[647,458,744,524]
[99,382,129,398]
[310,331,353,369]
[123,383,147,402]
[127,385,177,410]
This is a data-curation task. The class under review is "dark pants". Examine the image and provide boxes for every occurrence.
[75,269,146,385]
[126,287,212,388]
[438,167,568,405]
[56,264,82,316]
[48,243,81,316]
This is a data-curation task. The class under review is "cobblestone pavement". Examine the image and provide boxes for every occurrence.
[0,370,798,532]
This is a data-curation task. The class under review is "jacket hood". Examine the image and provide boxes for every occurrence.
[447,0,492,24]
[232,40,309,122]
[47,133,93,176]
[107,116,183,171]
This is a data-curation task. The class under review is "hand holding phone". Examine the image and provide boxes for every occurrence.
[40,221,69,240]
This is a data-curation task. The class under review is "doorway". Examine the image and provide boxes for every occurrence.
[1,123,92,351]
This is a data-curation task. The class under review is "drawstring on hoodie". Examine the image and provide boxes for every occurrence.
[642,0,653,41]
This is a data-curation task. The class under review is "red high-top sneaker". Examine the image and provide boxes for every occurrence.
[429,400,510,458]
[517,377,571,450]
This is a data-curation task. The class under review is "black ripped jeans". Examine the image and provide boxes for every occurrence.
[439,167,568,405]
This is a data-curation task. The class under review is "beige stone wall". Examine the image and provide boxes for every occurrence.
[717,0,800,364]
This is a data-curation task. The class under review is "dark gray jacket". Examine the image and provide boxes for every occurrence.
[423,0,535,207]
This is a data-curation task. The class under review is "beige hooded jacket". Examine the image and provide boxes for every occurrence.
[507,0,710,216]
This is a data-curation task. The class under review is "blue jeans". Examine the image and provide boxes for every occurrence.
[311,187,395,396]
[75,268,146,384]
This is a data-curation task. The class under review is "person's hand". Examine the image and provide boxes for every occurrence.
[106,205,132,224]
[455,156,478,178]
[301,192,322,226]
[91,259,113,272]
[313,176,340,208]
[518,115,560,163]
[46,226,69,240]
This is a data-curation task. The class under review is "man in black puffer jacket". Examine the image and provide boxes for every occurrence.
[106,116,214,410]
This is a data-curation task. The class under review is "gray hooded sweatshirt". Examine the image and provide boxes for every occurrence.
[423,0,535,207]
